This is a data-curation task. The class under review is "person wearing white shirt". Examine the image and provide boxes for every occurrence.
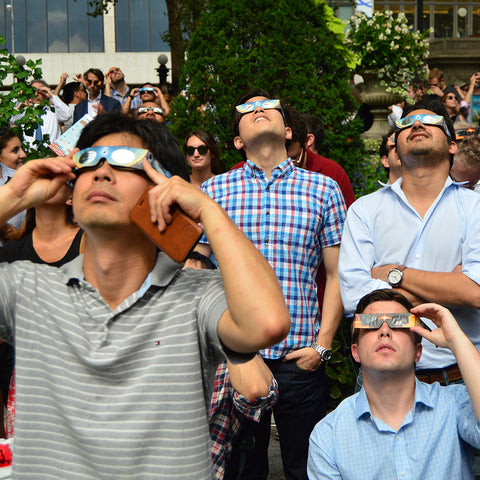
[22,80,72,149]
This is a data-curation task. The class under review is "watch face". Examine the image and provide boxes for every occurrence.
[322,350,333,361]
[388,269,402,285]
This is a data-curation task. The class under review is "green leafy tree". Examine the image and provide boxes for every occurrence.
[0,36,53,159]
[170,0,365,178]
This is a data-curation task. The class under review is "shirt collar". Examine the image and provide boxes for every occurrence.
[242,157,295,180]
[355,377,434,421]
[88,92,101,103]
[61,251,182,288]
[389,175,455,196]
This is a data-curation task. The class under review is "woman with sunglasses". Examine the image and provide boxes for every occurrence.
[442,87,466,124]
[184,129,221,188]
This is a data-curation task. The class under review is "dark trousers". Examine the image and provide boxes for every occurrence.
[226,358,329,480]
[0,343,14,404]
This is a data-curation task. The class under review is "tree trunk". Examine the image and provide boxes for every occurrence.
[165,0,185,93]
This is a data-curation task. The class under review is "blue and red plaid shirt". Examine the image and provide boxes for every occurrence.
[201,158,346,359]
[209,361,278,480]
[110,86,142,109]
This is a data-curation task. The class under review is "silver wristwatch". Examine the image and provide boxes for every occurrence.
[387,265,406,287]
[311,343,333,362]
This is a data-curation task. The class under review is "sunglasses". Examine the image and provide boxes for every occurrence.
[395,114,452,140]
[353,313,430,331]
[235,99,282,114]
[455,127,480,140]
[186,145,209,156]
[108,68,121,74]
[137,106,164,116]
[139,87,155,94]
[446,95,457,101]
[72,147,172,178]
[85,79,102,86]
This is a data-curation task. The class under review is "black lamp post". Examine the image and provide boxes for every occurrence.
[156,54,169,86]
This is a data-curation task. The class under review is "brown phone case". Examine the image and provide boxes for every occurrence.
[129,187,203,263]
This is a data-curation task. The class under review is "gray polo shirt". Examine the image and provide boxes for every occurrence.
[0,253,228,479]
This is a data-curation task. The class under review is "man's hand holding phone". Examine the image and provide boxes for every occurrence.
[129,160,210,262]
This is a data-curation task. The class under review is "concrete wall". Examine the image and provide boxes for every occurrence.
[14,52,171,87]
[428,38,480,85]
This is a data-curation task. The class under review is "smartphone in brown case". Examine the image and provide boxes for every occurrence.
[129,187,203,263]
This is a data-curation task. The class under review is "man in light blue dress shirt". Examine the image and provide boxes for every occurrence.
[339,102,480,381]
[308,289,480,479]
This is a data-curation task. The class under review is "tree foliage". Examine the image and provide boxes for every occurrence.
[170,0,365,178]
[0,37,52,159]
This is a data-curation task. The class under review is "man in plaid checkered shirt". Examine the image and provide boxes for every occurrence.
[199,88,346,480]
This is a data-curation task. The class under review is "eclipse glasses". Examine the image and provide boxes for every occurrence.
[235,99,282,114]
[394,114,452,141]
[353,313,429,331]
[72,147,172,178]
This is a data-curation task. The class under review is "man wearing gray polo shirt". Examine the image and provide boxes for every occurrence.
[0,113,290,479]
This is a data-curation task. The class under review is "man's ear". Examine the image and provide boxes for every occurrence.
[414,342,422,364]
[285,126,292,140]
[351,343,360,363]
[449,141,457,155]
[233,136,244,151]
[380,155,390,169]
[305,133,315,150]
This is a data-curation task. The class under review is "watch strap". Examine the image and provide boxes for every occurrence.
[311,343,332,361]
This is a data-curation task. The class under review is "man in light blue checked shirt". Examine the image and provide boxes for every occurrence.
[339,102,480,382]
[308,289,480,479]
[199,88,346,480]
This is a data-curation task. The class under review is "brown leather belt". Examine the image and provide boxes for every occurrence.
[415,364,462,385]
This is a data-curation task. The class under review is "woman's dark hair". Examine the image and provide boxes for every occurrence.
[61,82,84,105]
[0,127,18,157]
[76,112,190,181]
[184,129,222,174]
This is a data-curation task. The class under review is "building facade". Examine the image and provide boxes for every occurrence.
[334,0,480,84]
[2,1,479,88]
[0,0,171,86]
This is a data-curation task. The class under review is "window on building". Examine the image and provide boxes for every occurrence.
[0,0,103,53]
[115,0,169,52]
[373,0,480,38]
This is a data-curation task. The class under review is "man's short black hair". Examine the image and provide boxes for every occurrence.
[76,112,190,181]
[379,128,397,175]
[186,251,216,270]
[303,114,325,151]
[61,82,84,105]
[353,289,421,344]
[84,68,104,84]
[283,105,306,148]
